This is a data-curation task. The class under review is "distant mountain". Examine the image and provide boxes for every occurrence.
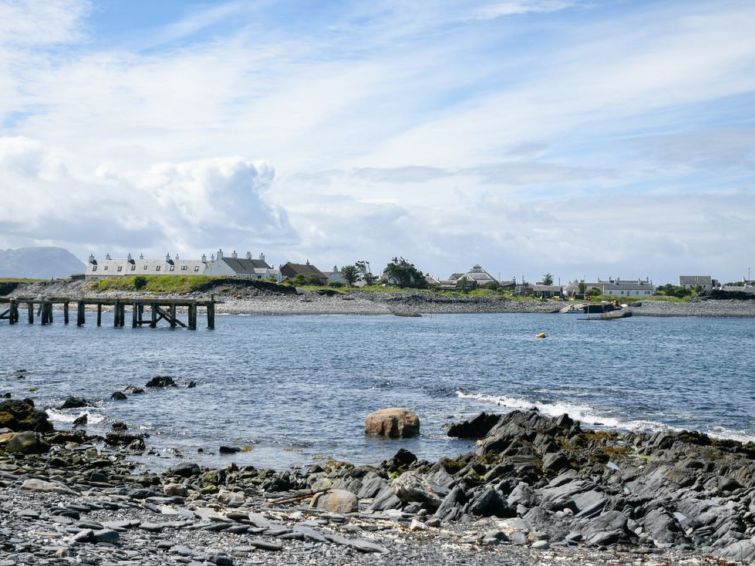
[0,247,85,279]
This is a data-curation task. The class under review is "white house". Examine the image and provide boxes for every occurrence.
[586,278,655,297]
[86,249,274,279]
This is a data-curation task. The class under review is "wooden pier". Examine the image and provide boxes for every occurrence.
[0,297,216,330]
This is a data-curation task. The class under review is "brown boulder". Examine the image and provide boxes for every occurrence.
[311,489,358,513]
[1,431,49,454]
[0,399,53,432]
[365,408,420,438]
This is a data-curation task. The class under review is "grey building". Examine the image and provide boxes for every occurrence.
[679,276,715,290]
[204,249,273,279]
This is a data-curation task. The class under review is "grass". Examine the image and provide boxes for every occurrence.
[95,275,218,294]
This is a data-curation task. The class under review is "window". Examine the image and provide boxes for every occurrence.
[156,265,161,271]
[117,266,123,272]
[143,265,148,270]
[103,266,108,271]
[181,265,188,271]
[92,265,97,272]
[169,265,175,272]
[130,264,136,271]
[194,266,200,272]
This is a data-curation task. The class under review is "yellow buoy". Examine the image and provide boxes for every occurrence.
[536,332,546,339]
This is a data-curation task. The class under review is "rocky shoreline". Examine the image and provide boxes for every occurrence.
[5,279,755,317]
[2,394,754,565]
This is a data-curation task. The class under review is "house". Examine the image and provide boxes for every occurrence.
[442,265,499,289]
[532,284,563,298]
[679,276,716,291]
[85,248,274,279]
[86,252,206,277]
[323,265,347,286]
[204,249,274,280]
[279,261,327,285]
[578,278,655,297]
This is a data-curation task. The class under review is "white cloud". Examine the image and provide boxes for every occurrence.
[0,0,89,47]
[0,137,296,256]
[473,0,577,20]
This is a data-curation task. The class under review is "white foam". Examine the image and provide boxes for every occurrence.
[46,409,106,425]
[455,391,755,443]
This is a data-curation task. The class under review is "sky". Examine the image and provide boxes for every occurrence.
[0,0,754,284]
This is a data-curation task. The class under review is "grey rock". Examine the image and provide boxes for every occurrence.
[434,485,468,522]
[248,538,283,551]
[467,487,512,518]
[92,529,119,544]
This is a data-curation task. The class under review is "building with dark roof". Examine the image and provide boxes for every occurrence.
[280,261,327,285]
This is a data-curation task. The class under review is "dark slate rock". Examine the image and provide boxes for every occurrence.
[447,412,502,439]
[467,487,514,518]
[434,485,468,522]
[248,538,283,551]
[92,529,119,544]
[369,486,403,511]
[384,448,417,472]
[542,452,570,474]
[219,446,240,454]
[72,414,87,427]
[110,391,127,401]
[146,376,177,388]
[643,508,684,547]
[357,472,388,499]
[58,396,91,409]
[169,463,201,477]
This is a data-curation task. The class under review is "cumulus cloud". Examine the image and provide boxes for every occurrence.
[0,137,296,257]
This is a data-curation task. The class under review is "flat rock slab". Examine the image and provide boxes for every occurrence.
[248,538,283,551]
[20,478,77,495]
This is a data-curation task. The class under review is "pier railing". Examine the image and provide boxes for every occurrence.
[0,297,216,330]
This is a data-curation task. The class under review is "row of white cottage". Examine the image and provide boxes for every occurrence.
[86,249,276,279]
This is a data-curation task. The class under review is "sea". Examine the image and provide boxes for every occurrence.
[1,312,753,470]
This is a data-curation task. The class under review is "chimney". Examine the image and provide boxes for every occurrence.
[105,253,111,260]
[139,253,144,260]
[232,250,238,259]
[259,252,265,263]
[166,252,171,262]
[217,249,223,259]
[88,253,95,264]
[201,254,207,262]
[246,251,252,260]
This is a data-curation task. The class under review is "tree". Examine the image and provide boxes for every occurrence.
[340,265,359,287]
[382,257,428,289]
[542,273,554,286]
[355,260,375,285]
[578,281,587,296]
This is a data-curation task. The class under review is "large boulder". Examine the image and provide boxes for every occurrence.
[311,489,358,513]
[0,399,53,432]
[146,376,177,388]
[1,431,49,454]
[365,408,420,438]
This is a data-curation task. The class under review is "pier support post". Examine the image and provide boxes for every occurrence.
[150,304,157,328]
[77,302,85,327]
[27,302,33,324]
[207,301,215,330]
[41,302,51,325]
[9,300,17,324]
[132,303,138,328]
[63,302,69,325]
[97,304,102,327]
[113,301,121,327]
[188,303,197,330]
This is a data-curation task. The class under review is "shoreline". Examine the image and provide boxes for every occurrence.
[4,279,755,317]
[3,398,753,564]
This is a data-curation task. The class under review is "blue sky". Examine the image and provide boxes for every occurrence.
[0,0,754,283]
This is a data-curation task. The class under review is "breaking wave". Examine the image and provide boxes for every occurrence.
[455,391,755,444]
[46,409,106,425]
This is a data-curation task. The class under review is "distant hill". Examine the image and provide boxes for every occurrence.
[0,247,85,279]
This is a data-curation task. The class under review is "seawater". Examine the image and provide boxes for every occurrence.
[1,312,753,470]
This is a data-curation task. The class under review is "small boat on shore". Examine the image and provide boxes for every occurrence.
[392,311,422,317]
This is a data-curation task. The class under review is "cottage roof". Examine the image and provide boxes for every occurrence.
[280,262,326,279]
[589,279,654,291]
[218,256,271,275]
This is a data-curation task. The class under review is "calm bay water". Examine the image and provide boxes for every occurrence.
[1,312,754,470]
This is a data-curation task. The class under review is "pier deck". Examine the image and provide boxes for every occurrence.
[0,297,216,330]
